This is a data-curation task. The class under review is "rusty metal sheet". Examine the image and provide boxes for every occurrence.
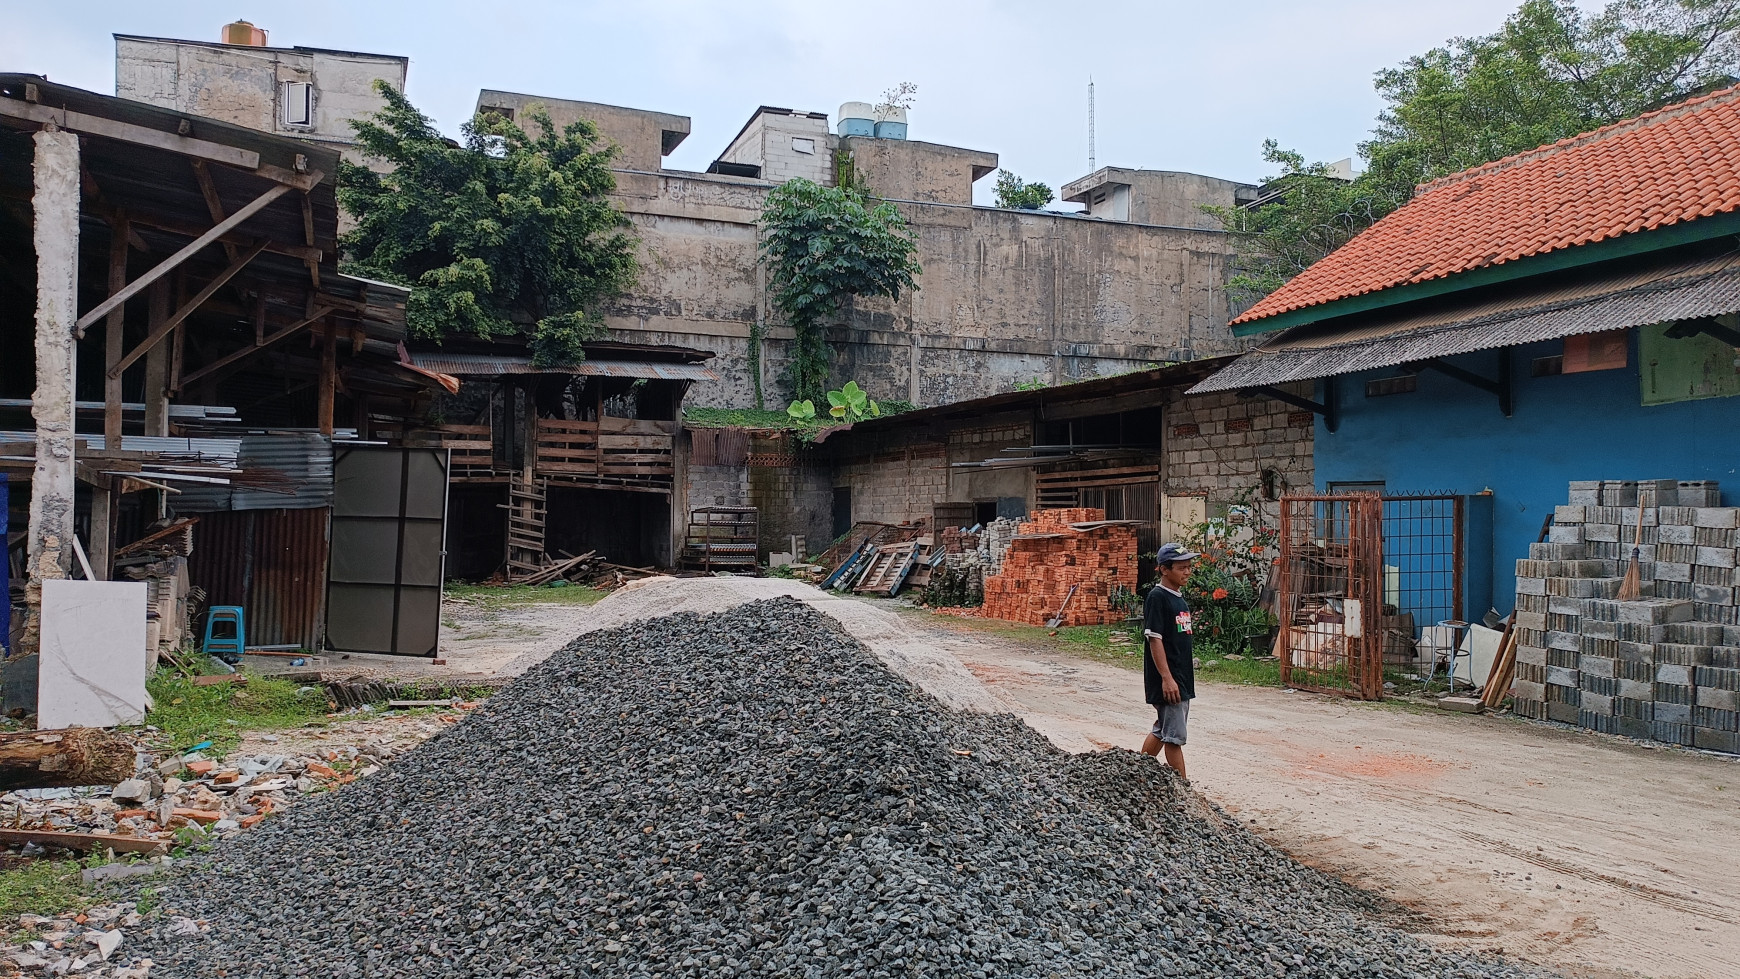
[1192,252,1740,394]
[185,507,330,650]
[407,351,719,382]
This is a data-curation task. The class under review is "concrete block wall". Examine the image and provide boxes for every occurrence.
[1163,384,1315,507]
[1512,479,1740,754]
[835,443,949,526]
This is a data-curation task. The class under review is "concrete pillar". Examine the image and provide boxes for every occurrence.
[21,128,80,658]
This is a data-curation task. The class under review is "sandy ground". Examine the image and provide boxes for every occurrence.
[434,579,1740,979]
[890,607,1740,979]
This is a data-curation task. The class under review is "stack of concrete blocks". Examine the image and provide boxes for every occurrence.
[1512,479,1740,754]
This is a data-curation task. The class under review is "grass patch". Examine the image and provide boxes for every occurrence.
[144,669,330,756]
[445,582,609,610]
[0,858,90,923]
[894,603,1288,689]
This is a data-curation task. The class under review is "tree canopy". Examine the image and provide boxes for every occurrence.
[338,83,638,365]
[993,169,1055,210]
[1211,0,1740,307]
[759,178,922,402]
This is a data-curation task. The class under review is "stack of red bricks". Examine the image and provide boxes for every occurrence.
[979,508,1138,627]
[939,528,980,554]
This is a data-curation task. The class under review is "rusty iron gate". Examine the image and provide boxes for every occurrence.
[1277,494,1385,699]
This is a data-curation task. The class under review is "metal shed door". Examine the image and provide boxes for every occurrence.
[326,446,448,656]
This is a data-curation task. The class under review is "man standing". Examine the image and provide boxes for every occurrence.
[1142,542,1199,779]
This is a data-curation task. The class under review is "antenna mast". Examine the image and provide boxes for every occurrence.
[1088,77,1096,171]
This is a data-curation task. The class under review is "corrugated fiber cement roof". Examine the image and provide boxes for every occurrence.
[1191,251,1740,394]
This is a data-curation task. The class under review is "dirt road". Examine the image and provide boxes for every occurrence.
[892,608,1740,979]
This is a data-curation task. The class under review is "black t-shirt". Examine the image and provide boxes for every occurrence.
[1143,585,1195,703]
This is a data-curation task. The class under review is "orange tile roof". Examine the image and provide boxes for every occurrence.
[1233,84,1740,327]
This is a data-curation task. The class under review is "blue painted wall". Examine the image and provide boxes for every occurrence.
[1313,333,1740,611]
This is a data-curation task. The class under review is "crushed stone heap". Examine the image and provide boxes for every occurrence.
[132,599,1541,978]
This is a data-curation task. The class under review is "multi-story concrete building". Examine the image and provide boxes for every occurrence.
[476,89,1261,409]
[114,22,406,168]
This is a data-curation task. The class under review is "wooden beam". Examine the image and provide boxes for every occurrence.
[107,239,267,379]
[177,305,336,389]
[122,211,321,264]
[102,212,129,445]
[190,160,240,264]
[0,96,260,168]
[74,183,290,335]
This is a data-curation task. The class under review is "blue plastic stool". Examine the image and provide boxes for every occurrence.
[202,606,246,664]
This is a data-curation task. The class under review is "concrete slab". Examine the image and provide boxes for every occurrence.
[38,580,147,728]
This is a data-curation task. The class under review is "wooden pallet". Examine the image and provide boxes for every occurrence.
[853,542,922,596]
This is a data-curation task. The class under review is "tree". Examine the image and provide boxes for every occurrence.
[1210,0,1740,307]
[759,178,922,402]
[993,170,1055,210]
[338,83,638,365]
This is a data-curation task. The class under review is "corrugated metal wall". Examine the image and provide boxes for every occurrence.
[187,508,331,650]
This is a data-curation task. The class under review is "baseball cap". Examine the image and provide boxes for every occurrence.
[1155,542,1201,565]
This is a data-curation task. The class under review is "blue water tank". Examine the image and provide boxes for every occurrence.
[873,121,907,140]
[838,101,874,137]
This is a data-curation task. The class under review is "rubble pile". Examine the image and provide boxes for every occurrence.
[0,739,415,853]
[979,508,1139,626]
[132,599,1534,978]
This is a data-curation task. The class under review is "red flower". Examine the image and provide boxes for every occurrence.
[1249,544,1263,554]
[1212,588,1229,600]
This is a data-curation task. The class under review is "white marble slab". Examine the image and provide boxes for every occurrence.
[39,580,148,728]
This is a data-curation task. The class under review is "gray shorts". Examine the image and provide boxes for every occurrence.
[1151,700,1190,746]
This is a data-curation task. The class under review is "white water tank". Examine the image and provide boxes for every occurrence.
[874,104,907,140]
[838,101,875,137]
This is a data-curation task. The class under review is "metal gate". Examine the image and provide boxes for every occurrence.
[1277,494,1385,699]
[326,446,449,657]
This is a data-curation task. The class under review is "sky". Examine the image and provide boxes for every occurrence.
[5,0,1570,205]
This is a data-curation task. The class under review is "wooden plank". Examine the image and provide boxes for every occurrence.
[76,184,292,335]
[597,417,677,435]
[0,96,261,169]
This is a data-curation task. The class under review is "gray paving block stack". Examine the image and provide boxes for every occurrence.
[1512,479,1737,754]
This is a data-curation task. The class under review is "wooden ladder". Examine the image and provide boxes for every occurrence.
[506,476,548,577]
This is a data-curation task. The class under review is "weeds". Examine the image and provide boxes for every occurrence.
[144,669,329,757]
[445,582,608,610]
[0,858,89,923]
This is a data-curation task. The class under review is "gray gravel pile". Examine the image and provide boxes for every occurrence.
[133,598,1540,978]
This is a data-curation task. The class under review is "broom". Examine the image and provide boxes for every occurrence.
[1616,502,1645,601]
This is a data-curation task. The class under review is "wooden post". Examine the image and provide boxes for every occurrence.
[594,380,605,473]
[102,213,129,446]
[523,381,539,482]
[142,279,170,436]
[22,127,80,659]
[168,271,186,395]
[87,484,112,581]
[317,321,337,436]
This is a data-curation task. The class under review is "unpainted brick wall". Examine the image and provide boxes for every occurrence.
[1164,385,1315,507]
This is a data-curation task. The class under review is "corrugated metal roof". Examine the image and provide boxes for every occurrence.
[408,352,720,382]
[1191,253,1740,394]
